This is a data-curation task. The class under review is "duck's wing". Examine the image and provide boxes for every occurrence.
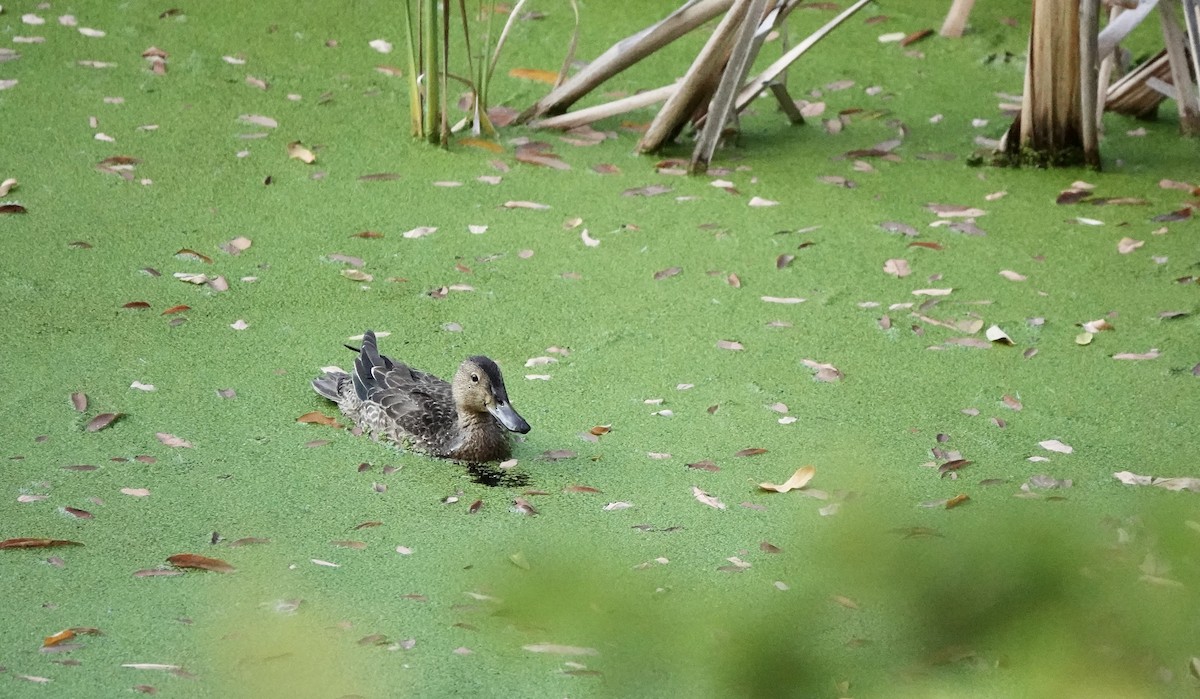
[352,330,456,447]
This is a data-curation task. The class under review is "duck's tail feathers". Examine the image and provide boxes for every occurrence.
[311,372,349,401]
[352,330,382,400]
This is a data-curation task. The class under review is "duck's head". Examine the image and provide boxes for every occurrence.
[452,356,531,434]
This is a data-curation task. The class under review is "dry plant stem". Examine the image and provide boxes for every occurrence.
[1080,0,1100,168]
[1159,0,1200,133]
[940,0,977,38]
[691,0,772,173]
[768,82,805,123]
[734,0,874,113]
[1096,4,1125,127]
[637,0,750,153]
[531,85,676,130]
[1184,0,1200,95]
[517,0,733,123]
[556,0,581,89]
[1099,0,1159,59]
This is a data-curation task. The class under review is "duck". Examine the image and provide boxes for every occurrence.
[311,330,530,463]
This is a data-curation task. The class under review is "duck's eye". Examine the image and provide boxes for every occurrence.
[470,374,479,383]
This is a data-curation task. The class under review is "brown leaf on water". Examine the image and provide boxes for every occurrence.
[451,138,502,156]
[1152,207,1192,222]
[0,538,84,549]
[691,486,726,510]
[296,411,340,427]
[287,141,316,164]
[801,358,844,382]
[332,540,366,550]
[508,67,559,84]
[760,541,782,554]
[735,448,768,457]
[70,392,88,412]
[1056,189,1090,205]
[513,497,539,516]
[900,28,933,46]
[1159,178,1199,193]
[85,412,122,432]
[564,485,602,494]
[167,553,236,573]
[539,449,577,461]
[777,253,795,269]
[654,266,682,280]
[123,301,151,309]
[175,248,212,264]
[1002,395,1022,411]
[759,466,815,493]
[43,629,77,647]
[64,507,93,519]
[938,459,972,476]
[624,184,673,197]
[589,425,611,436]
[688,460,719,472]
[156,432,193,448]
[0,203,28,214]
[726,272,741,288]
[161,305,190,315]
[515,143,569,170]
[945,494,970,509]
[908,241,944,251]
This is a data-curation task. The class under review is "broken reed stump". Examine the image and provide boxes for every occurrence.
[1106,49,1172,119]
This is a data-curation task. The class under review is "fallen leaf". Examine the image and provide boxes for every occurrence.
[944,494,970,509]
[0,538,84,549]
[522,643,599,656]
[912,288,953,297]
[735,448,768,457]
[654,266,682,280]
[123,301,151,309]
[503,200,550,210]
[287,141,316,163]
[883,258,911,277]
[998,269,1026,281]
[761,296,805,304]
[70,392,88,412]
[368,38,392,53]
[1039,439,1073,454]
[801,358,844,382]
[508,68,559,84]
[691,486,726,510]
[167,553,235,573]
[297,411,340,427]
[1112,349,1160,360]
[759,466,816,493]
[687,460,719,472]
[985,325,1013,345]
[120,488,151,497]
[716,339,744,351]
[1117,237,1144,254]
[85,413,122,432]
[155,432,193,448]
[748,196,778,208]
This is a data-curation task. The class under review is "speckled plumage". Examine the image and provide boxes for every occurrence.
[312,330,530,463]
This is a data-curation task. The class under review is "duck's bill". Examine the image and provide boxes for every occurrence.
[490,402,531,434]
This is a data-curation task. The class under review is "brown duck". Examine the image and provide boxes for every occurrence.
[312,330,530,463]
